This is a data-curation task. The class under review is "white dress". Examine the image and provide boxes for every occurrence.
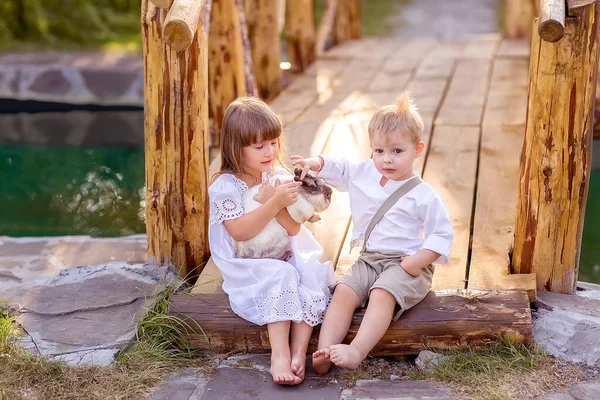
[208,171,335,326]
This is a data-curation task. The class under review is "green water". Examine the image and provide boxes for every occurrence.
[0,143,145,237]
[580,169,600,284]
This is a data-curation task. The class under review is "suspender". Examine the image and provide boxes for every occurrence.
[362,176,423,252]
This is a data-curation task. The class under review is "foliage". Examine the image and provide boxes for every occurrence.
[0,0,141,50]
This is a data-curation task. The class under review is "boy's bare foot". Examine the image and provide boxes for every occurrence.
[290,353,307,382]
[312,348,332,374]
[329,344,364,371]
[271,355,302,385]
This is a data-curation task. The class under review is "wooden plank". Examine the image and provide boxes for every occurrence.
[424,126,479,290]
[496,39,530,58]
[462,33,501,59]
[482,59,529,127]
[466,124,536,301]
[414,40,464,79]
[435,59,493,126]
[170,290,533,354]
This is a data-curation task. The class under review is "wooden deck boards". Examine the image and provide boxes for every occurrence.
[195,36,535,299]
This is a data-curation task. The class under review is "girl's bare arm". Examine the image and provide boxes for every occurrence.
[223,181,300,241]
[275,209,301,236]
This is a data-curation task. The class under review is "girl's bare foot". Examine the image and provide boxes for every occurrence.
[271,355,302,385]
[290,353,307,382]
[312,348,332,374]
[329,344,364,371]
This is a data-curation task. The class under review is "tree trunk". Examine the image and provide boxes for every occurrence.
[142,0,210,278]
[285,0,315,73]
[512,6,600,293]
[504,0,537,39]
[334,0,361,44]
[208,0,247,146]
[245,0,282,101]
[316,0,337,56]
[169,291,532,354]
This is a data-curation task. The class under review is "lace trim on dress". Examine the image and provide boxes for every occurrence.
[209,171,276,226]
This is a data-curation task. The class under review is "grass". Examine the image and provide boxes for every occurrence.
[0,281,209,400]
[408,337,586,400]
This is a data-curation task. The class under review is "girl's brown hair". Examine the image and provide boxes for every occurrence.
[368,91,424,144]
[212,97,285,183]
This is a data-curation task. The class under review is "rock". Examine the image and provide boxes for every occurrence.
[341,379,454,400]
[1,262,178,366]
[569,381,600,400]
[146,368,208,400]
[415,350,447,373]
[533,291,600,367]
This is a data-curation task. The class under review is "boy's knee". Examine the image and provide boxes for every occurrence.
[334,283,361,305]
[369,287,397,304]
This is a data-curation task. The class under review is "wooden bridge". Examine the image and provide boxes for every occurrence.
[142,0,599,354]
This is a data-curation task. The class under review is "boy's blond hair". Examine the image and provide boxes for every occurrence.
[368,91,424,144]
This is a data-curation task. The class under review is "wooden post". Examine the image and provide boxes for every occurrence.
[512,4,600,293]
[208,0,247,146]
[285,0,316,73]
[150,0,174,9]
[163,0,204,51]
[244,0,282,101]
[142,0,210,277]
[316,0,337,56]
[539,0,565,42]
[504,0,538,39]
[334,0,361,44]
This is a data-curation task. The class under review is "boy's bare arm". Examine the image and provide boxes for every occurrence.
[400,249,440,277]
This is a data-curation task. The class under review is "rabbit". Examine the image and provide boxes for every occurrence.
[233,168,333,261]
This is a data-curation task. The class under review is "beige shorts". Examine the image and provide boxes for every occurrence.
[337,251,434,321]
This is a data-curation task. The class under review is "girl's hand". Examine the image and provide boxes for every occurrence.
[253,181,276,204]
[290,155,324,179]
[272,180,301,208]
[400,255,423,277]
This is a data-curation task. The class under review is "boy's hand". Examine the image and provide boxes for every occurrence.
[253,181,276,204]
[399,255,423,277]
[271,180,302,208]
[290,155,324,179]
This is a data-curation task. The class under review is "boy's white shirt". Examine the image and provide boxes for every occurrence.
[317,155,454,264]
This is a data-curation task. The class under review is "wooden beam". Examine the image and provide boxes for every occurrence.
[208,0,247,146]
[245,0,282,101]
[504,0,537,39]
[163,0,206,51]
[513,7,600,294]
[170,290,532,354]
[333,0,361,44]
[539,0,566,42]
[316,0,337,56]
[285,0,316,73]
[142,0,210,277]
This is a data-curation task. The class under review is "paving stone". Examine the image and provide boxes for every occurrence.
[341,379,454,400]
[0,240,48,257]
[53,348,120,367]
[146,368,209,400]
[537,395,575,400]
[28,70,71,94]
[202,366,341,400]
[569,381,600,400]
[533,292,600,366]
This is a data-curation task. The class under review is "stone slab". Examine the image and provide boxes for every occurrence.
[147,368,209,400]
[201,366,342,400]
[569,381,600,400]
[341,379,455,400]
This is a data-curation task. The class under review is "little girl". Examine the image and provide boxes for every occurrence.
[208,97,334,385]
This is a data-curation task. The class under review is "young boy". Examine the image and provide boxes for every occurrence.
[290,91,454,373]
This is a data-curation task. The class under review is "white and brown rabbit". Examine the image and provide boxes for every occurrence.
[233,168,333,261]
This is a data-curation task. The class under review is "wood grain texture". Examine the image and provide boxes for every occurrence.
[512,9,600,294]
[285,0,316,73]
[170,290,532,354]
[142,0,210,277]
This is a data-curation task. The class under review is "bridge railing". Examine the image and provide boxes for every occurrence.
[512,0,599,294]
[141,0,361,277]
